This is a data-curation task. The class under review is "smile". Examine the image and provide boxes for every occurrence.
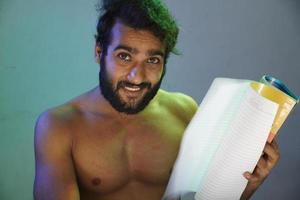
[124,86,142,92]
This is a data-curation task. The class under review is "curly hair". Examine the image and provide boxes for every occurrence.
[95,0,179,61]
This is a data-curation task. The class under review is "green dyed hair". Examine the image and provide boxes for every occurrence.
[95,0,180,61]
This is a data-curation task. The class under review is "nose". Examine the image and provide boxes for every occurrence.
[127,65,145,84]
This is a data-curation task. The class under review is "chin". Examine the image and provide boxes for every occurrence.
[119,97,147,114]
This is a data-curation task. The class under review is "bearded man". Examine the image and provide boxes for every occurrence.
[33,0,280,199]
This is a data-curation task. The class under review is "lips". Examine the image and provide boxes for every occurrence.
[117,81,150,98]
[124,86,141,92]
[121,86,145,98]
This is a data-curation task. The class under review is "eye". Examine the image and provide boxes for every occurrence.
[147,57,160,64]
[117,52,131,62]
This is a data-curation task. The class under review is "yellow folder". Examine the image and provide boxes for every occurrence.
[251,75,299,142]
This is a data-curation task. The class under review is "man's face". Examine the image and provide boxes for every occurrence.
[98,21,166,114]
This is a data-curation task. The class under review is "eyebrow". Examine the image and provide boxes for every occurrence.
[114,44,165,57]
[114,44,136,53]
[147,49,165,57]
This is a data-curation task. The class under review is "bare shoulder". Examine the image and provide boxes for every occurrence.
[157,89,198,124]
[36,103,78,128]
[35,86,98,140]
[34,103,80,147]
[34,103,81,199]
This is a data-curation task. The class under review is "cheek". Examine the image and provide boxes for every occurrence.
[104,57,125,83]
[105,56,117,72]
[146,67,164,83]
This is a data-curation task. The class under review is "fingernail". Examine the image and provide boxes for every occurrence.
[243,172,251,179]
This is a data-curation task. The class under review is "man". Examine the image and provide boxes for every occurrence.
[33,0,280,199]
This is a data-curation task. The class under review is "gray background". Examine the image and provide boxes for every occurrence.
[0,0,299,199]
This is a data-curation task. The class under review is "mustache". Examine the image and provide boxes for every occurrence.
[117,81,151,90]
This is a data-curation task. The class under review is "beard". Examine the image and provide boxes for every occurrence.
[99,56,165,115]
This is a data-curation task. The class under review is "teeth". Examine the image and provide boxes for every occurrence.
[124,86,141,92]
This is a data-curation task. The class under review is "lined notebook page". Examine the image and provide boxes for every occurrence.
[163,78,279,200]
[163,78,252,199]
[195,87,278,200]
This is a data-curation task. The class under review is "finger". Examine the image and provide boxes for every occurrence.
[255,165,269,178]
[270,139,280,152]
[256,157,268,169]
[243,171,260,183]
[243,172,253,180]
[263,143,280,163]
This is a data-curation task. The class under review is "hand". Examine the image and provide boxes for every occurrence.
[240,139,280,200]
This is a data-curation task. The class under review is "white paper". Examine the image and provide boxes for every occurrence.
[163,78,278,200]
[195,88,278,199]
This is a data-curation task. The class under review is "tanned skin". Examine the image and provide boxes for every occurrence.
[34,21,198,200]
[34,21,280,200]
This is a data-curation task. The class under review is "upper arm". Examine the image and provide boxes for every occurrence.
[179,93,198,116]
[171,92,199,124]
[34,111,80,200]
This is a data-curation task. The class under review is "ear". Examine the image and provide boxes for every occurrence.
[95,42,102,64]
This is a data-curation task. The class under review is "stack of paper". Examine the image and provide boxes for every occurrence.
[163,76,298,200]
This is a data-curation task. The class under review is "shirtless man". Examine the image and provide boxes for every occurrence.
[33,0,280,199]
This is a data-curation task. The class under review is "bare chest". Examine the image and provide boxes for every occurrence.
[72,114,186,195]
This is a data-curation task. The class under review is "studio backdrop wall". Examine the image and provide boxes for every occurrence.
[0,0,299,199]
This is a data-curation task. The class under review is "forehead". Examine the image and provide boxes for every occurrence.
[108,21,165,52]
